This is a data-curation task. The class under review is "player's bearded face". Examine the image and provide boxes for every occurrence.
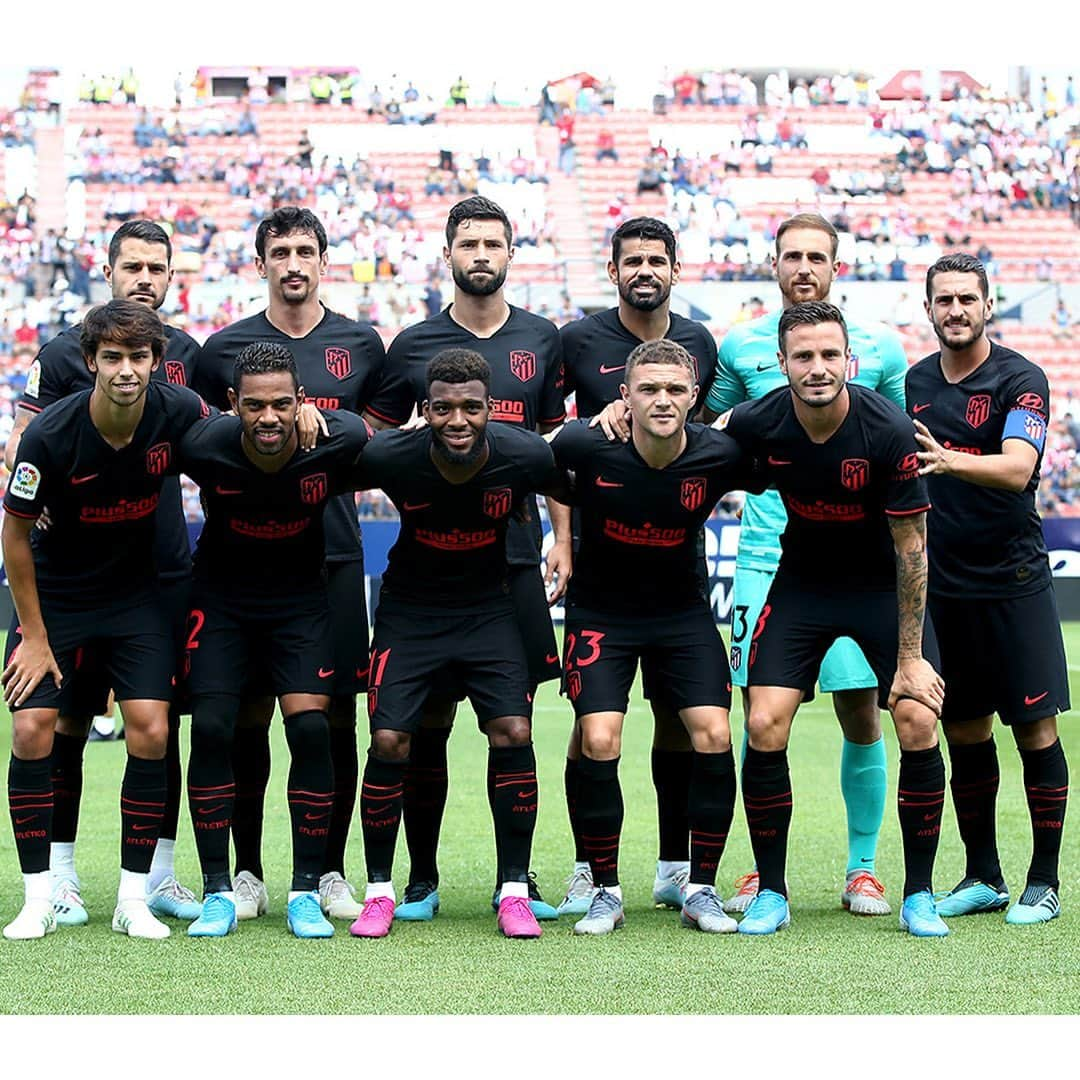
[233,373,300,457]
[105,238,173,310]
[780,323,849,409]
[611,238,677,313]
[426,380,489,466]
[775,228,837,305]
[446,219,511,298]
[927,271,990,351]
[258,230,326,306]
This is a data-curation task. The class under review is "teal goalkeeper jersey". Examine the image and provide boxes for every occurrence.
[706,310,909,571]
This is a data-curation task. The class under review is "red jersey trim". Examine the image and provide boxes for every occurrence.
[364,405,407,426]
[18,402,42,414]
[885,504,931,517]
[2,504,40,519]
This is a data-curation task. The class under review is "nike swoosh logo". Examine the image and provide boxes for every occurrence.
[197,805,224,815]
[356,666,370,679]
[767,457,792,466]
[755,362,774,372]
[545,653,559,665]
[71,473,99,485]
[599,364,625,375]
[517,789,537,799]
[304,812,330,822]
[318,667,335,678]
[14,815,35,825]
[1025,691,1049,706]
[215,486,243,495]
[923,813,938,822]
[912,403,932,414]
[132,823,157,831]
[747,815,767,824]
[403,501,431,511]
[596,477,623,488]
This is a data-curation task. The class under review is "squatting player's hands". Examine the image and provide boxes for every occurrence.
[589,400,631,442]
[544,537,573,605]
[35,506,53,532]
[401,413,429,432]
[888,656,945,717]
[913,419,953,477]
[297,402,329,450]
[1,635,62,708]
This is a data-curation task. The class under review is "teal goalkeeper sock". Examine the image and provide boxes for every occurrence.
[840,737,887,874]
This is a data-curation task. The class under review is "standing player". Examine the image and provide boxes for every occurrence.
[3,300,209,940]
[551,339,764,936]
[703,213,908,917]
[350,349,565,940]
[196,207,386,921]
[364,196,569,921]
[4,220,203,926]
[717,301,947,937]
[558,216,719,914]
[179,343,372,939]
[909,253,1069,925]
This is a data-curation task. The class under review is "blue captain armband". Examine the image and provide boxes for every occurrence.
[1002,408,1047,453]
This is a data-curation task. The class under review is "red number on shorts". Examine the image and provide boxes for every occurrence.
[563,632,576,669]
[566,628,605,669]
[369,647,391,689]
[185,609,206,652]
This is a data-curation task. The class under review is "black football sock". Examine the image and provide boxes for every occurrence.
[230,721,271,880]
[9,755,52,874]
[120,754,166,873]
[488,744,538,885]
[565,757,587,863]
[323,703,359,877]
[49,731,86,844]
[689,750,736,888]
[402,726,450,886]
[577,754,623,888]
[742,746,792,897]
[947,738,1002,884]
[189,694,239,895]
[651,748,692,862]
[1019,739,1068,890]
[160,707,182,843]
[283,710,334,893]
[897,745,946,897]
[360,751,406,883]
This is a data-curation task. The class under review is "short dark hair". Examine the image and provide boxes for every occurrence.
[81,299,167,361]
[775,213,839,260]
[625,338,696,383]
[925,252,989,301]
[254,206,328,259]
[107,220,172,267]
[233,341,299,393]
[426,347,491,394]
[611,217,677,266]
[445,196,512,248]
[778,300,848,354]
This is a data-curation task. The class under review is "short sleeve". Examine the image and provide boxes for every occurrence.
[4,424,52,519]
[364,336,416,426]
[538,331,567,426]
[883,416,930,517]
[549,420,594,471]
[1002,364,1051,455]
[19,337,79,413]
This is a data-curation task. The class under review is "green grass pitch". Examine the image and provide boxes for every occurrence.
[0,624,1077,1015]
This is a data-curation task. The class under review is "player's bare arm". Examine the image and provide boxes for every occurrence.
[2,406,36,473]
[295,399,329,450]
[590,397,631,442]
[914,418,1038,492]
[0,514,62,707]
[886,511,943,716]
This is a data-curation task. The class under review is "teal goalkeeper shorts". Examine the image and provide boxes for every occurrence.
[727,566,876,691]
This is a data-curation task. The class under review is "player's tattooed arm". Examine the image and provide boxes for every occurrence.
[887,511,944,716]
[0,514,62,707]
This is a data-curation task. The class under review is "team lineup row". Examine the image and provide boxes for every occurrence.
[1,201,1068,943]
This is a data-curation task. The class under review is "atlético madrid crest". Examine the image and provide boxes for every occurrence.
[509,350,536,383]
[483,487,513,518]
[841,458,869,491]
[164,360,187,385]
[966,394,991,428]
[680,477,706,511]
[145,442,171,476]
[300,472,328,505]
[325,347,352,380]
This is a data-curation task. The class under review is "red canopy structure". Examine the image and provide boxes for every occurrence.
[878,69,984,101]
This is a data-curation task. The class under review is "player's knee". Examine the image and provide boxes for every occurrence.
[580,726,621,760]
[191,694,239,756]
[833,689,881,741]
[370,728,410,761]
[689,728,731,754]
[485,714,532,747]
[745,710,789,751]
[891,700,938,750]
[1013,715,1059,751]
[12,711,56,758]
[284,708,330,756]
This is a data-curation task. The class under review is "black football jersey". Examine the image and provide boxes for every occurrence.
[4,383,210,606]
[720,384,929,590]
[365,305,565,567]
[195,305,386,563]
[179,410,370,593]
[18,321,202,579]
[560,307,718,419]
[906,343,1052,598]
[552,421,761,614]
[360,424,558,609]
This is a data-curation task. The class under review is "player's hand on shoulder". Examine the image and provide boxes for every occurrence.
[888,657,944,717]
[401,412,429,432]
[2,634,62,708]
[913,419,952,476]
[589,399,631,442]
[297,402,330,451]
